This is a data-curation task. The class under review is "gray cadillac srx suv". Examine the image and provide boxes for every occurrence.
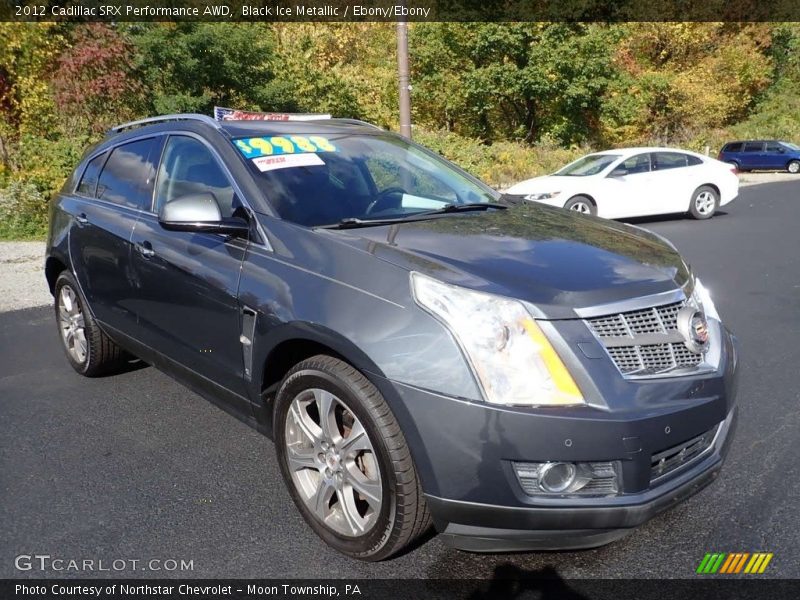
[46,113,738,560]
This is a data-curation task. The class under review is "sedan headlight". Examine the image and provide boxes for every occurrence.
[411,272,584,407]
[524,191,561,201]
[692,277,720,321]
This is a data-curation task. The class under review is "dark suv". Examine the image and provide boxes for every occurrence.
[718,140,800,173]
[46,113,738,560]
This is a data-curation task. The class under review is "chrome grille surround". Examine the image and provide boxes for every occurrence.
[582,290,717,378]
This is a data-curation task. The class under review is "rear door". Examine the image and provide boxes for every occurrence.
[128,133,250,400]
[740,141,764,170]
[649,151,702,214]
[67,137,162,334]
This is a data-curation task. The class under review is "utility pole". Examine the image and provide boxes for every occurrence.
[396,21,412,139]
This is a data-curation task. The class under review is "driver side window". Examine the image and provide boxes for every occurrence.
[155,136,236,217]
[611,154,651,176]
[364,154,457,204]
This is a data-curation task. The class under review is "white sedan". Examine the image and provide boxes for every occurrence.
[505,147,739,220]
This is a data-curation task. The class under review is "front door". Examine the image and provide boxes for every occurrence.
[128,134,250,399]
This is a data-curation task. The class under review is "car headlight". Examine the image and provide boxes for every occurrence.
[410,272,584,407]
[692,277,720,321]
[524,191,561,201]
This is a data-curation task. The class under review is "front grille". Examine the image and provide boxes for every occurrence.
[650,424,720,483]
[586,300,705,376]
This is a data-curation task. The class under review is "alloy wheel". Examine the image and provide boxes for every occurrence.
[58,285,87,364]
[569,201,591,214]
[694,191,716,215]
[284,388,383,537]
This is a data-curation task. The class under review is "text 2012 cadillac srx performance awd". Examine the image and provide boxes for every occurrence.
[46,113,738,560]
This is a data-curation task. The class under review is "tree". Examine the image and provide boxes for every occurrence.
[52,24,146,134]
[411,23,621,145]
[128,23,289,115]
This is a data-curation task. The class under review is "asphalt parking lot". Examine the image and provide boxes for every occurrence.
[1,180,799,580]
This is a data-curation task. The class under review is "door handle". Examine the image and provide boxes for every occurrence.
[75,213,89,226]
[136,241,155,258]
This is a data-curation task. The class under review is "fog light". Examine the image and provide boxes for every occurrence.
[539,462,577,492]
[513,461,621,497]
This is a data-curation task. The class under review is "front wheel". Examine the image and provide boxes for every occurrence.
[564,195,596,216]
[788,160,800,174]
[274,355,431,561]
[689,186,719,220]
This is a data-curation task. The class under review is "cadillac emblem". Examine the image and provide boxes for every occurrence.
[677,306,710,354]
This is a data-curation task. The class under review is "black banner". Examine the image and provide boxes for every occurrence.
[2,0,800,22]
[3,579,800,600]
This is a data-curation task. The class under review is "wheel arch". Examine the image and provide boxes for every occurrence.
[254,322,391,433]
[45,256,69,295]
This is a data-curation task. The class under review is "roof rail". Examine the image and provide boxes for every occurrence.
[333,118,383,131]
[107,114,224,135]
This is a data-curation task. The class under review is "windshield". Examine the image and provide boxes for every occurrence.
[555,154,621,176]
[235,132,499,227]
[782,142,800,150]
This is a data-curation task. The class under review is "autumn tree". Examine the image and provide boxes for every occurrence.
[52,23,146,135]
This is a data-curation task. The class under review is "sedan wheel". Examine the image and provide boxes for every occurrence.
[689,186,719,220]
[285,388,382,537]
[564,195,597,216]
[788,160,800,174]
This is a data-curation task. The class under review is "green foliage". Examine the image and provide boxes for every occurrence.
[0,181,49,239]
[127,23,290,115]
[415,129,585,189]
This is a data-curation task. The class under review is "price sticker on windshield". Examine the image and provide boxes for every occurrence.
[235,135,337,159]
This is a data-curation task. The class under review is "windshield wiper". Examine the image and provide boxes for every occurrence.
[318,216,423,230]
[415,202,509,216]
[318,202,508,230]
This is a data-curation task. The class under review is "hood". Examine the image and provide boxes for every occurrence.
[505,175,585,195]
[322,203,690,319]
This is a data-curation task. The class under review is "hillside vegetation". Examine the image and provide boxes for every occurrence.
[1,22,799,238]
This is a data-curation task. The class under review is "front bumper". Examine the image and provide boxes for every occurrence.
[370,326,739,552]
[429,407,736,551]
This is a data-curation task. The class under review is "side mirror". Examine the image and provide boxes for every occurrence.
[608,169,627,178]
[158,193,250,236]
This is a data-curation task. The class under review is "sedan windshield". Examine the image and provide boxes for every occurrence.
[236,132,499,227]
[555,154,620,177]
[782,142,800,151]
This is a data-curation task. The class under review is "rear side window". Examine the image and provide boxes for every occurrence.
[155,136,236,218]
[687,155,703,166]
[652,152,688,170]
[96,138,161,210]
[76,152,107,197]
[723,142,742,153]
[743,142,763,152]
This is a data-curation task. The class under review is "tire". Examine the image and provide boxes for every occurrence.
[54,271,126,376]
[564,195,596,216]
[274,355,431,561]
[788,160,800,174]
[689,185,719,220]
